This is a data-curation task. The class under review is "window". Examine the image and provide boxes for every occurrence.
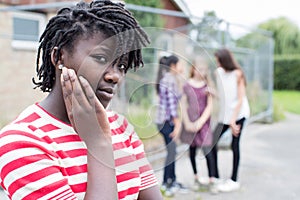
[12,12,46,50]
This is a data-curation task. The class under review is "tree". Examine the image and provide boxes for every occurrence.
[125,0,163,28]
[192,11,224,47]
[235,31,270,50]
[258,17,300,54]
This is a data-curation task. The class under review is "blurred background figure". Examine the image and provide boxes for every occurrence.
[209,48,250,193]
[180,56,217,192]
[155,55,188,197]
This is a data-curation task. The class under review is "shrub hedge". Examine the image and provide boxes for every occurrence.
[274,54,300,90]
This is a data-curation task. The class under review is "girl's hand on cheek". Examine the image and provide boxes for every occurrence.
[60,67,112,148]
[78,75,111,138]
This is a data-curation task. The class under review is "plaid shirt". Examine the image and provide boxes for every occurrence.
[156,72,181,124]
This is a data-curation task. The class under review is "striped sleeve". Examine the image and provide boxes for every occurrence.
[129,126,158,190]
[0,124,78,200]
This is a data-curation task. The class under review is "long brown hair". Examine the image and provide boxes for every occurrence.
[214,48,247,85]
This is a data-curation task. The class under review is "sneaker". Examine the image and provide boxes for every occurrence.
[218,179,240,192]
[211,177,222,184]
[193,178,209,192]
[209,182,219,194]
[209,178,222,194]
[164,188,174,197]
[160,183,174,197]
[198,177,210,185]
[170,182,190,194]
[160,183,167,193]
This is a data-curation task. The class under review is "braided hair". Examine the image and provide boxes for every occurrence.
[33,0,150,92]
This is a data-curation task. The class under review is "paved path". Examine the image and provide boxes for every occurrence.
[1,113,299,199]
[153,113,300,200]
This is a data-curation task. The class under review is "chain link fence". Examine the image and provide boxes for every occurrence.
[110,17,274,137]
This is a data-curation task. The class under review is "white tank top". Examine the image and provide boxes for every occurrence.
[216,67,250,124]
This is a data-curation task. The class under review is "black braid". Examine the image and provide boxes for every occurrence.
[33,0,150,92]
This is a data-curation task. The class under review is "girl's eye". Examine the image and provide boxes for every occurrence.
[99,57,106,63]
[92,55,108,64]
[118,64,126,73]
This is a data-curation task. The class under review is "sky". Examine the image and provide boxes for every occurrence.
[184,0,300,28]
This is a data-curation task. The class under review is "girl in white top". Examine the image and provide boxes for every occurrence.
[208,48,250,193]
[216,65,250,125]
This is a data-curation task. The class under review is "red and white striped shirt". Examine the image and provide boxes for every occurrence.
[0,103,157,200]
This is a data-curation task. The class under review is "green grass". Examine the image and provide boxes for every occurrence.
[126,111,158,140]
[125,106,162,151]
[273,90,300,115]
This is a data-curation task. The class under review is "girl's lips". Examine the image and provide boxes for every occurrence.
[96,89,114,100]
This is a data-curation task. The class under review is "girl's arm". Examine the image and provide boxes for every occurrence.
[181,94,204,133]
[170,116,181,140]
[181,84,213,133]
[181,94,194,130]
[61,68,117,200]
[230,69,246,136]
[194,91,213,130]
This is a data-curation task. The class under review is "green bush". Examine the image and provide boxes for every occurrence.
[274,54,300,90]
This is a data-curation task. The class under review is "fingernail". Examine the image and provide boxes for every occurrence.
[62,66,67,74]
[62,68,69,81]
[68,69,74,77]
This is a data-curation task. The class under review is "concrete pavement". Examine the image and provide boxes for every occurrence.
[152,112,300,200]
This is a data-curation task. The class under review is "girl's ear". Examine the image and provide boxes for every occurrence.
[50,47,64,69]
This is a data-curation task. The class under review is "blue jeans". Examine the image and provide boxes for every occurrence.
[157,120,177,185]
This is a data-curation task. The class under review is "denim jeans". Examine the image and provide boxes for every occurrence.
[157,120,177,185]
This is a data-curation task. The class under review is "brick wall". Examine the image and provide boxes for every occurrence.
[161,0,189,32]
[159,0,191,71]
[0,7,46,127]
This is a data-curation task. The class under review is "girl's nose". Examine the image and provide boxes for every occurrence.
[104,66,122,84]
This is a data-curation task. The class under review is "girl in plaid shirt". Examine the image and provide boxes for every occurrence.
[155,55,187,197]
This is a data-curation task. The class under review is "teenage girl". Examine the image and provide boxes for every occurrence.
[0,1,163,199]
[155,55,187,196]
[210,48,250,192]
[180,57,216,190]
